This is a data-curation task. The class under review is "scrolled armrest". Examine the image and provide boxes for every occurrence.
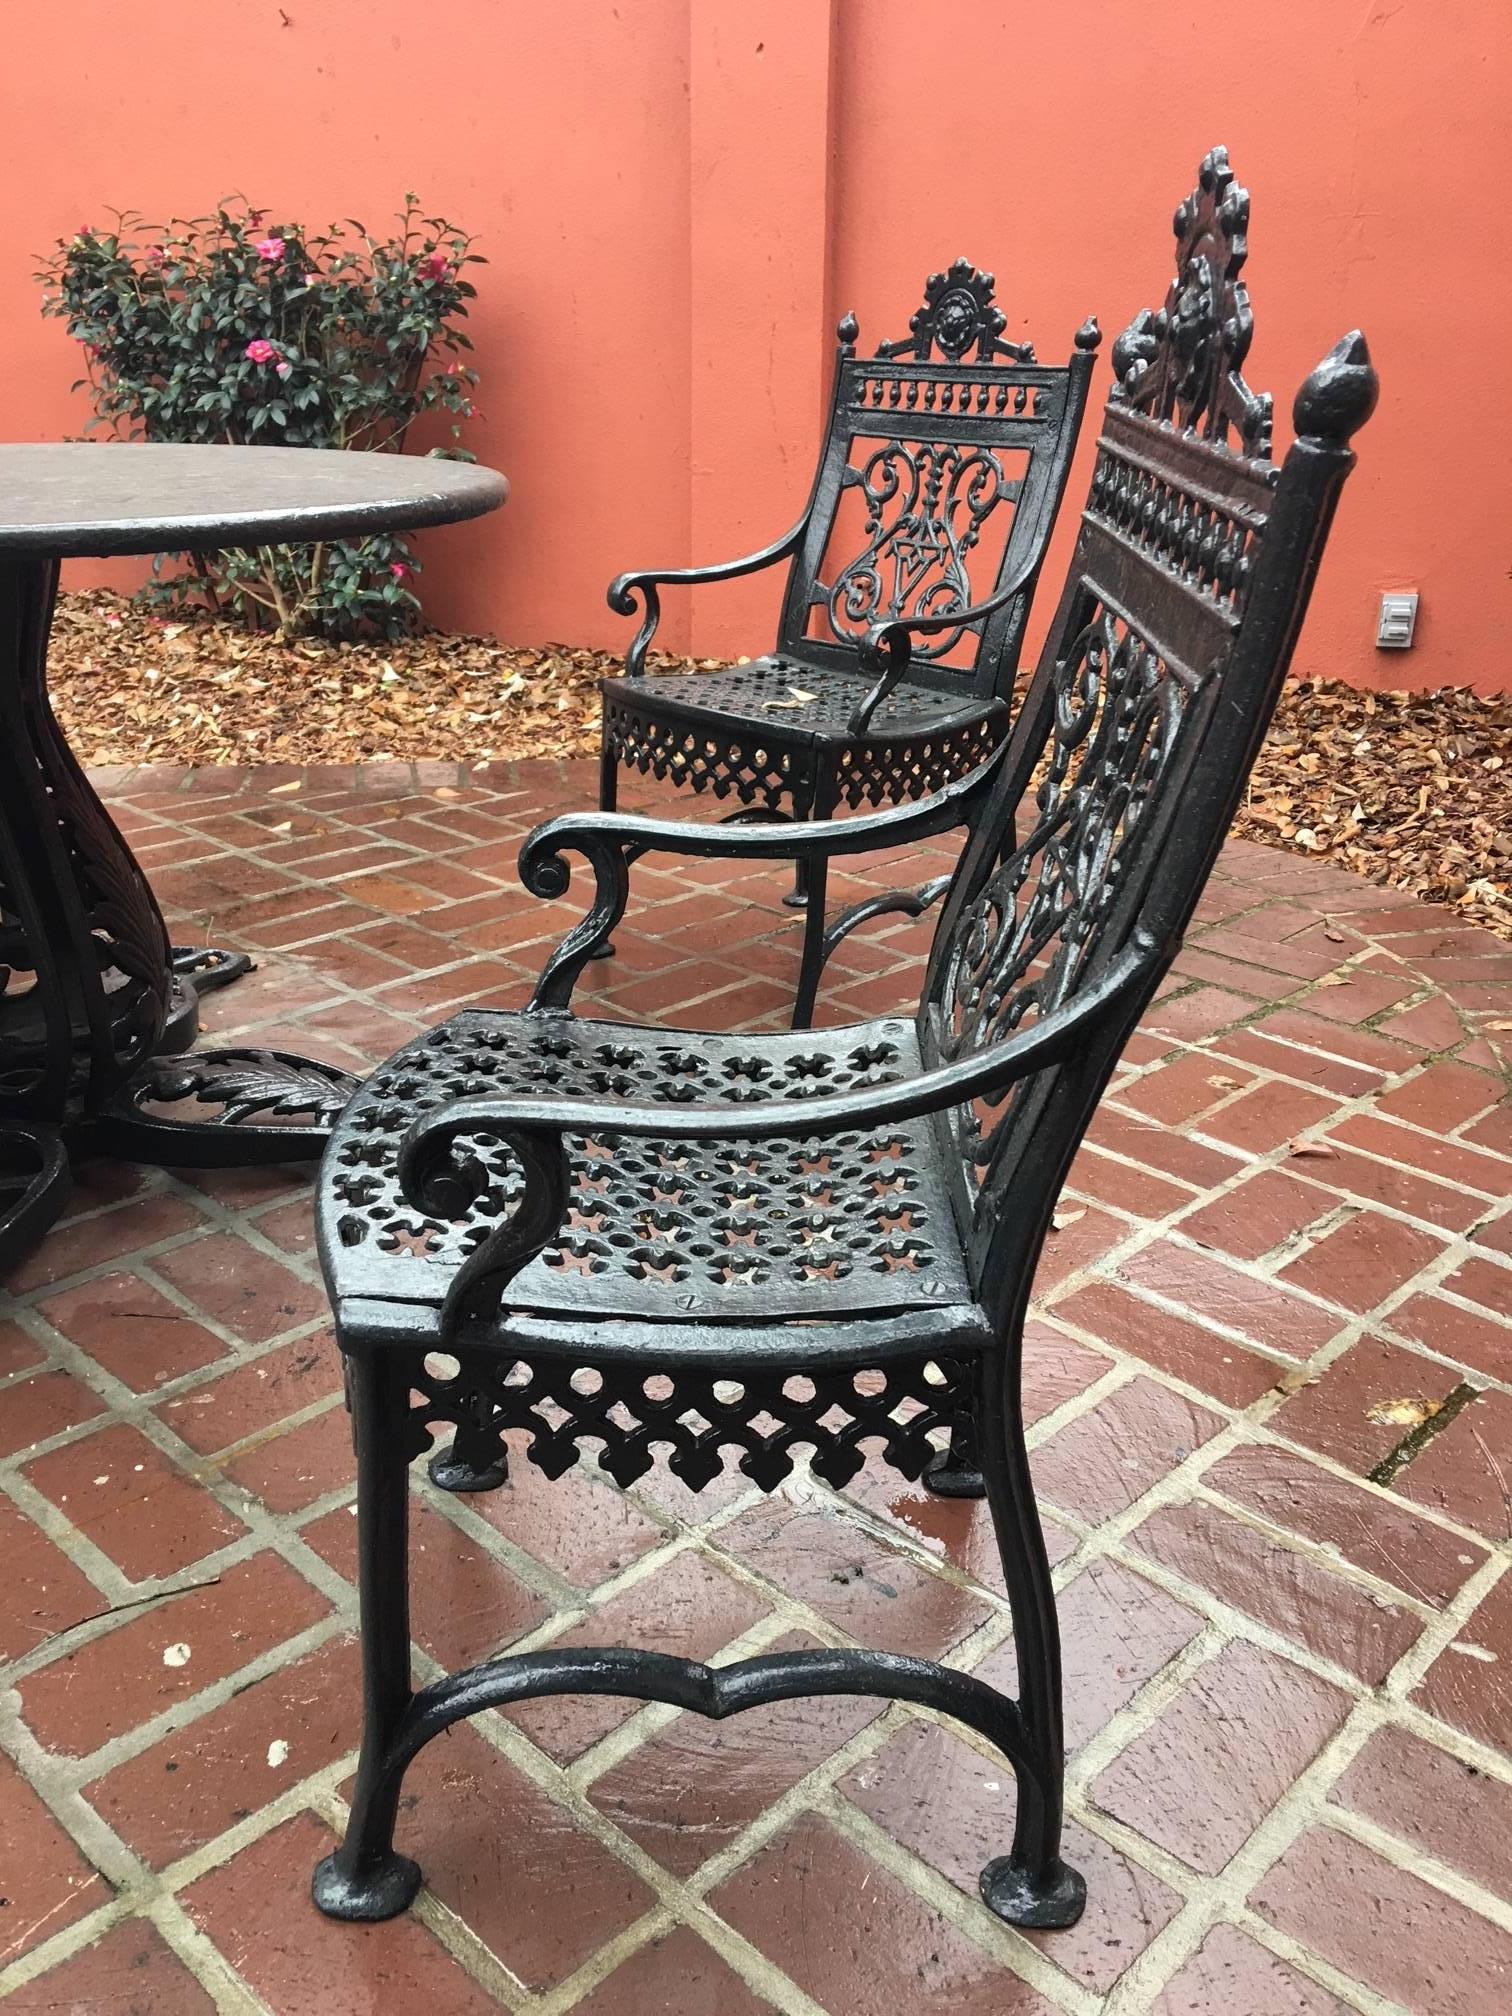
[401,926,1161,1333]
[405,931,1158,1333]
[404,1119,572,1335]
[518,747,1006,1012]
[846,549,1046,737]
[607,512,810,677]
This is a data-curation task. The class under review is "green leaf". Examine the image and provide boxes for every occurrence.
[35,191,479,640]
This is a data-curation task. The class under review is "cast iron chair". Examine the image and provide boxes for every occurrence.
[602,260,1101,1027]
[311,149,1376,1940]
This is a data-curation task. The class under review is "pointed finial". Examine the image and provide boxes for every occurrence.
[836,310,859,353]
[1293,331,1378,444]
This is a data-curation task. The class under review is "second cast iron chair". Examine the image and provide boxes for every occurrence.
[601,261,1101,1027]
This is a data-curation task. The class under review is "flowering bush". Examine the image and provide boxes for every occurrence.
[37,196,482,638]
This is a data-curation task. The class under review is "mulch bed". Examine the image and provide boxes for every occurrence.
[50,590,1512,941]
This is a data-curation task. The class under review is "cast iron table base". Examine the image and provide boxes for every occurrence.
[0,443,505,1272]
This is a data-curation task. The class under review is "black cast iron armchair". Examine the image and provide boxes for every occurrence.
[311,150,1376,1945]
[602,260,1101,1027]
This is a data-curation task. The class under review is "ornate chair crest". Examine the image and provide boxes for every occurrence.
[873,254,1037,364]
[918,152,1376,1304]
[1110,143,1273,457]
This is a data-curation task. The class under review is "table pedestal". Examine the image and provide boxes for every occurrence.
[0,557,356,1267]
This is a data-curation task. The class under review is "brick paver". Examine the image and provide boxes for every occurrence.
[1,756,1509,2013]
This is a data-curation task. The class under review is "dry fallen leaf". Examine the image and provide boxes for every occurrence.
[40,593,1512,946]
[1273,1368,1319,1396]
[1207,1074,1244,1091]
[1288,1139,1340,1160]
[1366,1396,1442,1429]
[1050,1206,1087,1233]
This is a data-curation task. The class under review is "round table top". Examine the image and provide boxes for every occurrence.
[0,442,507,558]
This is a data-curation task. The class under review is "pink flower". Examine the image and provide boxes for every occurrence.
[389,562,411,580]
[418,250,451,281]
[146,244,165,268]
[245,338,279,365]
[275,361,293,380]
[254,236,285,263]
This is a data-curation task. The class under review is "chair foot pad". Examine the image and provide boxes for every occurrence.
[979,1855,1086,1929]
[922,1448,987,1499]
[312,1851,422,1922]
[428,1445,511,1494]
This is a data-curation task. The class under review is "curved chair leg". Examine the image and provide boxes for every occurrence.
[975,1350,1085,1929]
[923,1412,986,1499]
[791,847,830,1031]
[312,1353,424,1920]
[784,853,811,911]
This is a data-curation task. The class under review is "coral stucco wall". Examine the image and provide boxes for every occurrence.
[2,1,1508,691]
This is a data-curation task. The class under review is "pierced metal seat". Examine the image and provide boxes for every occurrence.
[602,260,1101,1025]
[323,1013,985,1501]
[312,150,1378,1953]
[323,1009,982,1345]
[612,654,1008,805]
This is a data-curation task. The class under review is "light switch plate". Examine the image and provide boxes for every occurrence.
[1377,592,1419,649]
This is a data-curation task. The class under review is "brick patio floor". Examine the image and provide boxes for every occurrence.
[3,757,1511,2015]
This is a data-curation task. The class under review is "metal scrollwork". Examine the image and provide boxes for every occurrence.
[24,674,174,1081]
[312,157,1379,1951]
[1111,146,1273,458]
[826,442,1019,657]
[0,1122,70,1261]
[934,603,1193,1210]
[597,260,1097,1043]
[410,1346,976,1494]
[877,257,1035,365]
[89,1047,361,1165]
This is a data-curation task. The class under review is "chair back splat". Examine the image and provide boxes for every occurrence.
[775,262,1100,707]
[918,147,1376,1325]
